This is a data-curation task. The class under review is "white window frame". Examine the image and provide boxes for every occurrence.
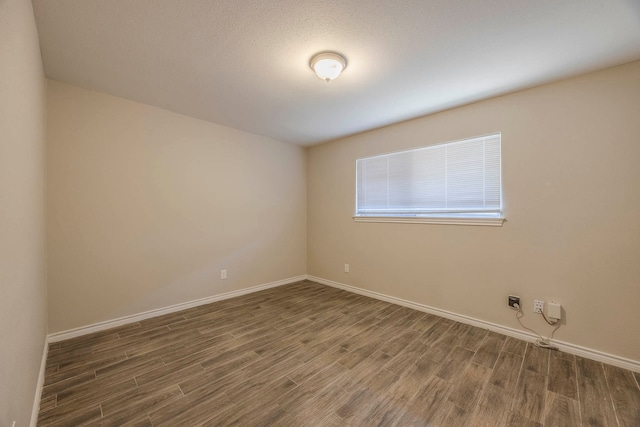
[353,133,505,226]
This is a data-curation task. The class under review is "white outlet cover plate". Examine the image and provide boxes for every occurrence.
[534,300,544,313]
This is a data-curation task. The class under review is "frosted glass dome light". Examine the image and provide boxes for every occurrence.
[310,52,347,82]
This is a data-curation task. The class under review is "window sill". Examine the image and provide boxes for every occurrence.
[352,216,506,227]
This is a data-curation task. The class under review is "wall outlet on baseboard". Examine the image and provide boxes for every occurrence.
[344,264,350,273]
[220,269,227,280]
[533,300,544,313]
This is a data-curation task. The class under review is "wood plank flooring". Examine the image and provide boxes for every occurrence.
[38,280,640,426]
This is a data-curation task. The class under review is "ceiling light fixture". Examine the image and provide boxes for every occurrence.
[310,52,347,82]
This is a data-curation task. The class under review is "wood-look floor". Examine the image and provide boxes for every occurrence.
[39,280,640,426]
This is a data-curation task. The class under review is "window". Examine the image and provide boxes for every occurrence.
[355,133,504,226]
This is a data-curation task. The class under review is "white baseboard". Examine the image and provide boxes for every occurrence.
[41,272,640,372]
[306,275,640,373]
[48,275,307,343]
[30,338,49,427]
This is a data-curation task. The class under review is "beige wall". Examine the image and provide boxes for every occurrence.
[47,81,306,333]
[308,61,640,362]
[0,0,48,424]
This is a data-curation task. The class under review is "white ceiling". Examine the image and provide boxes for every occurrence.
[33,0,640,146]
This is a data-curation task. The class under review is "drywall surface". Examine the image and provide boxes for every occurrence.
[307,60,640,362]
[0,0,48,424]
[47,81,306,332]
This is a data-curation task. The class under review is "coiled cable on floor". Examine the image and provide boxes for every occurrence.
[512,303,561,350]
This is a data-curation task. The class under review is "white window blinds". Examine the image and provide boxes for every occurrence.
[356,133,502,217]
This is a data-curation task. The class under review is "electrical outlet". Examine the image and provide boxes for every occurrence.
[508,295,520,309]
[344,264,350,273]
[220,269,227,280]
[534,300,544,313]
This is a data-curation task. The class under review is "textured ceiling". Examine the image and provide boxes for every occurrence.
[33,0,640,145]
